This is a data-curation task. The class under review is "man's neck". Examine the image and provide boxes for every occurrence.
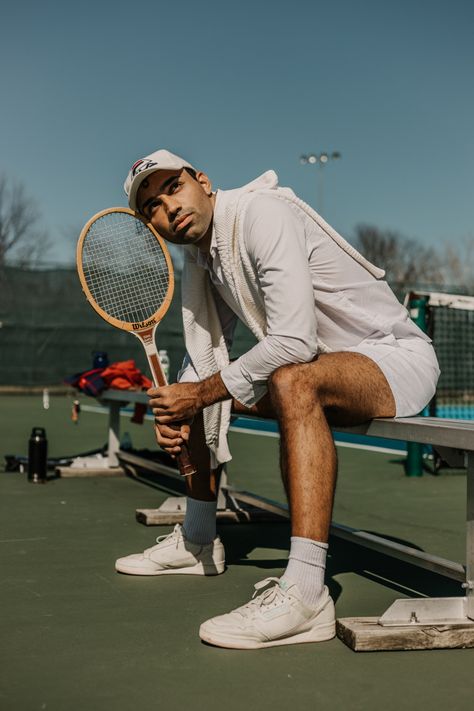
[197,226,213,254]
[195,192,216,254]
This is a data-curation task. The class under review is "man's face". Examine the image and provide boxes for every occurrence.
[136,169,215,248]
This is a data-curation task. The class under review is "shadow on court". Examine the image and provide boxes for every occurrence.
[216,522,461,603]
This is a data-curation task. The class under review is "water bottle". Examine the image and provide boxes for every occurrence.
[159,350,170,383]
[28,427,48,483]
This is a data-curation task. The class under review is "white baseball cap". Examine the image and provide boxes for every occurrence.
[124,149,196,211]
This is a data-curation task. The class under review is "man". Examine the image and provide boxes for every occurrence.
[116,149,440,649]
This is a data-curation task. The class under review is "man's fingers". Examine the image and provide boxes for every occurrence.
[163,446,181,455]
[157,422,188,434]
[150,401,169,413]
[157,423,183,439]
[176,423,191,440]
[154,422,190,447]
[154,424,181,444]
[154,414,173,426]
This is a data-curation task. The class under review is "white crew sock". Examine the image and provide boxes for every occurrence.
[182,497,217,545]
[281,536,328,608]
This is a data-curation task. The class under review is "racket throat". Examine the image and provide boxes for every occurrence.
[134,327,167,387]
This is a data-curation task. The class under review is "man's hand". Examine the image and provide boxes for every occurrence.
[148,373,230,425]
[154,422,190,457]
[149,382,204,423]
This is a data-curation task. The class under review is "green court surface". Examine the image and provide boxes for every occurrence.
[1,394,473,711]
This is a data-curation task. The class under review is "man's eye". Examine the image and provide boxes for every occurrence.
[169,181,181,194]
[147,199,160,217]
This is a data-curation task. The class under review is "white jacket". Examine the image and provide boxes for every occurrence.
[181,171,429,465]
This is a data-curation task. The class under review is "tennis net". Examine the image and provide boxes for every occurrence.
[414,292,474,419]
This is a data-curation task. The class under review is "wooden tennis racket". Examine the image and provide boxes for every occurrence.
[77,207,196,477]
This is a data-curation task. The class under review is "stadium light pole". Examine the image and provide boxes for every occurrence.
[300,151,341,214]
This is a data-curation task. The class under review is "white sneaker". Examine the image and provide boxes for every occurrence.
[199,577,335,649]
[115,524,225,576]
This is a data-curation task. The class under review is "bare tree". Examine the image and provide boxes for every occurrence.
[440,234,474,293]
[353,224,444,290]
[0,175,50,267]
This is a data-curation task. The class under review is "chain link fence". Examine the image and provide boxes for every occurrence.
[0,265,256,387]
[1,265,471,391]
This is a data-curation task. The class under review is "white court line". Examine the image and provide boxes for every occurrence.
[81,404,405,454]
[229,425,277,438]
[333,441,405,455]
[81,404,111,415]
[0,537,48,543]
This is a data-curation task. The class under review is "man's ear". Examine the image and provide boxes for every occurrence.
[196,171,213,196]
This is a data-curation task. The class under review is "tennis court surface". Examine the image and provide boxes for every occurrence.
[1,394,473,711]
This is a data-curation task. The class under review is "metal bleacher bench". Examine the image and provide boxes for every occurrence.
[95,389,474,651]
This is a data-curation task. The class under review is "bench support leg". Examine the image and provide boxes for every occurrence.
[56,399,125,476]
[339,455,474,650]
[107,401,121,468]
[466,452,474,620]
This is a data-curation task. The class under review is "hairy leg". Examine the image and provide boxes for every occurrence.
[185,412,219,501]
[232,394,292,496]
[182,390,276,501]
[268,352,396,541]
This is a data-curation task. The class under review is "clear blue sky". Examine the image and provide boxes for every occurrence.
[1,0,473,263]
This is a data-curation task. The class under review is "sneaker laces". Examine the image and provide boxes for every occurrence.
[144,524,183,557]
[237,577,288,618]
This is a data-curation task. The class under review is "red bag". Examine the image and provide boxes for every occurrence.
[101,360,153,425]
[101,359,152,391]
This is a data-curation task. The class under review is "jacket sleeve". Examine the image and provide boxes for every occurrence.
[220,196,318,406]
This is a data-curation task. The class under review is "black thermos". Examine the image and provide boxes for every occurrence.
[28,427,48,483]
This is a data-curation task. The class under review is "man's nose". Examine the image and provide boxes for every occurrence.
[161,194,179,218]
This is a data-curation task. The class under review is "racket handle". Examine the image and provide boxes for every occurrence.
[166,420,196,477]
[176,442,197,477]
[144,346,197,476]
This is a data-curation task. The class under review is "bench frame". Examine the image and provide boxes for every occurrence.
[96,389,474,630]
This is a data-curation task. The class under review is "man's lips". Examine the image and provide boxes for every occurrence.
[174,214,193,232]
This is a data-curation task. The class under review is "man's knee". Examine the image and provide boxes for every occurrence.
[269,363,322,409]
[269,363,299,394]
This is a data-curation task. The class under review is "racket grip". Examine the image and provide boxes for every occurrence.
[176,442,196,477]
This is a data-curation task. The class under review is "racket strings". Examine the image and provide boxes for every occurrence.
[81,213,171,324]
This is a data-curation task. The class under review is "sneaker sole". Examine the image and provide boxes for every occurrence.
[199,620,336,649]
[115,561,225,576]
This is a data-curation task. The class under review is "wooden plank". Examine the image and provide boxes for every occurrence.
[231,489,289,517]
[118,450,183,482]
[337,617,474,652]
[335,417,474,451]
[99,390,474,450]
[228,489,466,581]
[135,506,287,526]
[57,466,125,478]
[331,524,465,582]
[100,389,149,404]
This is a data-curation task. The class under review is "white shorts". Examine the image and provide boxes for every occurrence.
[343,335,441,417]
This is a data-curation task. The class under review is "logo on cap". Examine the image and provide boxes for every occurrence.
[131,159,158,178]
